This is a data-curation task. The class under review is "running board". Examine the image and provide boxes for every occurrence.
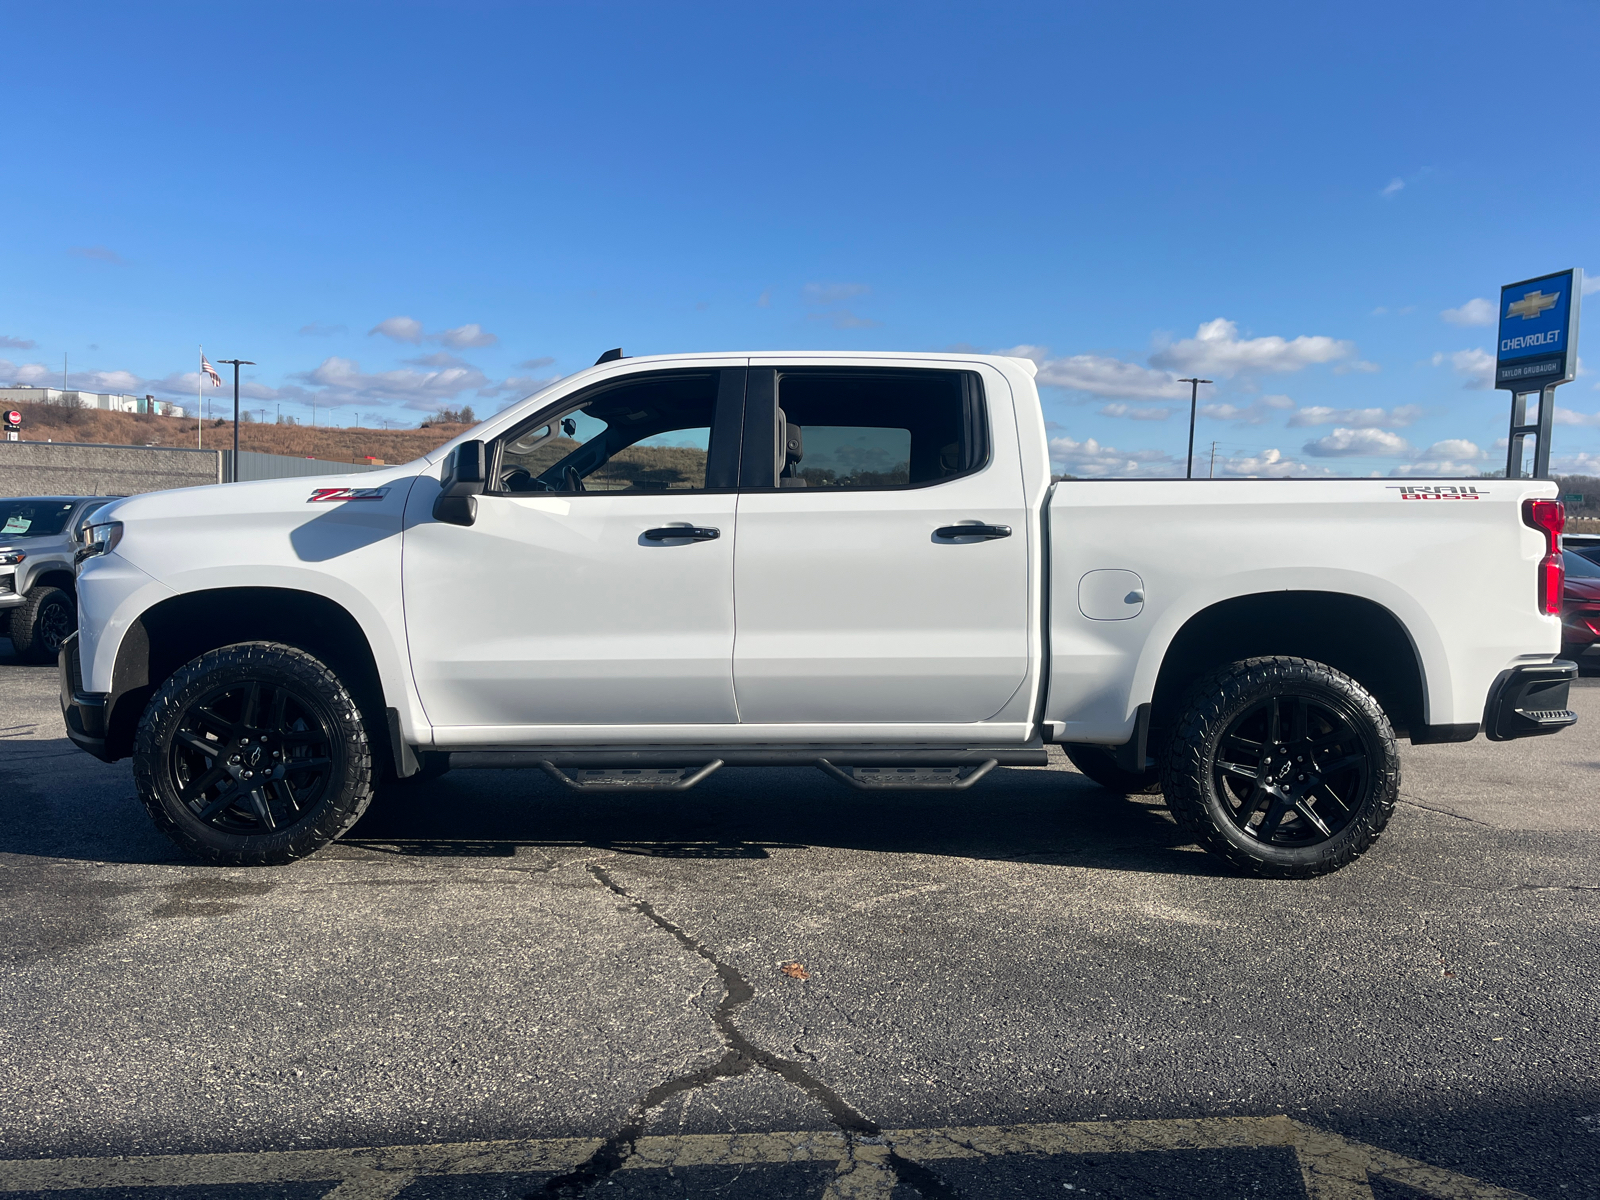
[538,760,724,792]
[451,741,1046,770]
[816,759,998,791]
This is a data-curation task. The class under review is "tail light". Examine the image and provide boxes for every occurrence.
[1523,498,1565,616]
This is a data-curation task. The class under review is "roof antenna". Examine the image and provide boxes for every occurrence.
[595,347,625,365]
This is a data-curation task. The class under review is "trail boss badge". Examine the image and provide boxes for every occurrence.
[1387,485,1486,500]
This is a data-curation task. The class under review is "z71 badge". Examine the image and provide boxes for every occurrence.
[308,486,390,503]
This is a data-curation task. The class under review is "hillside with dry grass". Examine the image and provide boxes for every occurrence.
[6,400,467,464]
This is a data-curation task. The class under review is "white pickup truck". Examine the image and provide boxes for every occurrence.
[62,351,1578,877]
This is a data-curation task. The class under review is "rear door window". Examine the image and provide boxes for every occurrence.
[740,368,988,490]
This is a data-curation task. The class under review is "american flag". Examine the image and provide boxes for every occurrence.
[201,354,222,387]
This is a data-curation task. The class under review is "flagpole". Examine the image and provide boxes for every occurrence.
[197,347,203,449]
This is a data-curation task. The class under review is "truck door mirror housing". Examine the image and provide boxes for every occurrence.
[433,440,486,526]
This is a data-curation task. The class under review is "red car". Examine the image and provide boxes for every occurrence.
[1561,549,1600,667]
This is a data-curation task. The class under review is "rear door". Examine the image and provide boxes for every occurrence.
[731,362,1030,724]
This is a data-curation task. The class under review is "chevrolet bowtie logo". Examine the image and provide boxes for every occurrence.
[1507,289,1560,320]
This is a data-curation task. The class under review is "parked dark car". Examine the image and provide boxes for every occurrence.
[1561,549,1600,669]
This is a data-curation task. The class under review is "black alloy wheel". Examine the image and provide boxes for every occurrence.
[1212,692,1371,846]
[169,677,338,835]
[1162,656,1398,878]
[135,642,375,866]
[11,585,75,663]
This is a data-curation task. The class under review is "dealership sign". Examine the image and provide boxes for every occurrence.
[1497,269,1582,389]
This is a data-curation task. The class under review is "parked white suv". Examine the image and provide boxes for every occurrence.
[0,495,118,662]
[62,351,1577,877]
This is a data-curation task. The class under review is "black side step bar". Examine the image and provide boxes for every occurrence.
[539,760,724,792]
[816,759,997,791]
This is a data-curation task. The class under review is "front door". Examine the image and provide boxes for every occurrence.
[403,366,746,732]
[731,362,1031,725]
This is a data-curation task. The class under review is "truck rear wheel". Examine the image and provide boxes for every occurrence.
[1062,744,1162,795]
[12,585,75,664]
[133,642,375,866]
[1161,656,1398,878]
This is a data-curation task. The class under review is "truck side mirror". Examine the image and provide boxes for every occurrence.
[433,440,486,526]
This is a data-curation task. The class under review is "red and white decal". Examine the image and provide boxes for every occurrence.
[308,486,390,503]
[1387,485,1486,500]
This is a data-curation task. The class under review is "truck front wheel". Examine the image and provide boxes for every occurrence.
[133,642,375,866]
[1161,657,1398,878]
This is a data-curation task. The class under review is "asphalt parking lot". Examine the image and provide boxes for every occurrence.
[1,642,1597,1200]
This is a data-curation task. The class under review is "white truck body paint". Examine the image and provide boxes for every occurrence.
[72,351,1561,755]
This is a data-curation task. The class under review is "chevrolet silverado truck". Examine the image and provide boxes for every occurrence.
[1,495,119,662]
[61,351,1578,877]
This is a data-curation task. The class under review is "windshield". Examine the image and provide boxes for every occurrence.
[1563,550,1600,579]
[0,500,78,540]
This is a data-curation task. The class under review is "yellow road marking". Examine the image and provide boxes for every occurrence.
[0,1117,1534,1199]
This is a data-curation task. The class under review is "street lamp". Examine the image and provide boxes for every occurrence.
[218,359,255,483]
[1177,377,1212,480]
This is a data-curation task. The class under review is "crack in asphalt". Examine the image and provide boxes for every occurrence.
[1397,795,1495,826]
[539,860,962,1198]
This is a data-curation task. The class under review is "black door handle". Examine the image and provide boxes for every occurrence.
[643,526,721,542]
[935,523,1012,541]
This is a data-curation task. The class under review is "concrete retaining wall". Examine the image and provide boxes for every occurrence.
[0,442,391,497]
[0,441,222,497]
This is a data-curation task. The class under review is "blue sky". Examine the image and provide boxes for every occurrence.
[4,0,1598,477]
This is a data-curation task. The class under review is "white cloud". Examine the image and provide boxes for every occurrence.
[299,321,347,337]
[436,323,497,349]
[1035,353,1189,399]
[1415,438,1485,462]
[1441,298,1495,327]
[1556,408,1600,427]
[1288,404,1423,429]
[1048,434,1175,477]
[1555,451,1600,473]
[756,289,772,308]
[369,316,424,344]
[802,282,870,305]
[1381,178,1405,198]
[369,316,498,350]
[1200,395,1296,425]
[1430,348,1495,389]
[1149,318,1354,377]
[1218,448,1326,478]
[292,355,490,410]
[70,244,123,264]
[1099,403,1172,421]
[1388,461,1484,477]
[807,310,880,330]
[1303,427,1413,457]
[1584,275,1600,297]
[479,372,561,399]
[0,335,36,350]
[1333,360,1381,374]
[516,356,556,370]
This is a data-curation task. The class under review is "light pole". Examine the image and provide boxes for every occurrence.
[218,359,255,483]
[1178,377,1212,479]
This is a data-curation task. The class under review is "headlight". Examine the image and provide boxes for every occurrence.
[77,521,123,564]
[0,548,24,566]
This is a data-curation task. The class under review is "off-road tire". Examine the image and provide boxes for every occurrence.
[134,641,375,866]
[11,585,75,664]
[1062,743,1162,795]
[1161,656,1398,879]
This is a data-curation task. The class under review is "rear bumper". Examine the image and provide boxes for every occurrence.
[1483,659,1579,742]
[58,633,114,761]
